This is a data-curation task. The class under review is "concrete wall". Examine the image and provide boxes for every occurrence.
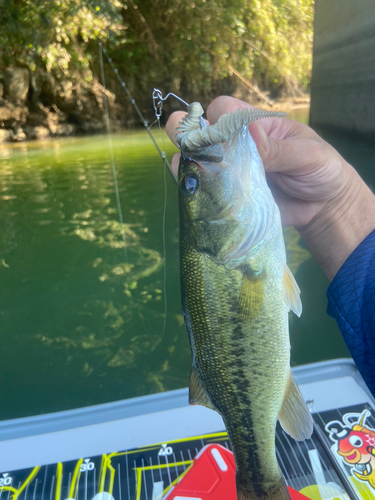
[310,0,375,137]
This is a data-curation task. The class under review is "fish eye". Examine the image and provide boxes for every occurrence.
[181,174,198,194]
[349,435,363,447]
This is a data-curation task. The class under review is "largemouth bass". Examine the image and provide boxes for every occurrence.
[175,103,313,500]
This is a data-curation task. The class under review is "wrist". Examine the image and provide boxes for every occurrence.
[298,164,375,281]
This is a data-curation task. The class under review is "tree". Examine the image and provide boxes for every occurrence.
[0,0,314,131]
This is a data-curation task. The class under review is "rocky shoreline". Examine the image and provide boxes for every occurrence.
[0,100,77,143]
[0,66,310,145]
[0,66,118,144]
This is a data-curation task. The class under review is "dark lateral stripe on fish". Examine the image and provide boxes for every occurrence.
[182,240,279,498]
[228,322,268,496]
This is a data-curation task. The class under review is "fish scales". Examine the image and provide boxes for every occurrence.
[176,103,313,500]
[181,229,289,495]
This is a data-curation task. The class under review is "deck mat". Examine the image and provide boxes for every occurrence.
[2,403,375,500]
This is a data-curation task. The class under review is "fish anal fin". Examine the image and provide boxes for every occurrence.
[278,371,313,441]
[189,367,216,411]
[283,265,302,317]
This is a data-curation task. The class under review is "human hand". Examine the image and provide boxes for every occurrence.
[166,95,350,227]
[166,96,375,280]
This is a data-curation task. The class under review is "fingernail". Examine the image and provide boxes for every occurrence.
[256,123,269,153]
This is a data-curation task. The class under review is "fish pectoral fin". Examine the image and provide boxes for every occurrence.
[283,264,302,317]
[189,367,216,411]
[238,269,265,320]
[278,371,313,441]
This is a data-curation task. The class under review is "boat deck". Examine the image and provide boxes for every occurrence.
[0,359,374,500]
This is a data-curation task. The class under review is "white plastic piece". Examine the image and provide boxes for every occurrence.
[308,449,349,500]
[152,481,164,500]
[174,497,202,500]
[211,447,228,471]
[308,449,326,485]
[92,493,115,500]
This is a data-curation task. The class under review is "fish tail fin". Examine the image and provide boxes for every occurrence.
[236,477,291,500]
[278,370,313,441]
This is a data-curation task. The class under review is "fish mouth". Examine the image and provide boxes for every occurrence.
[354,461,373,476]
[338,449,360,462]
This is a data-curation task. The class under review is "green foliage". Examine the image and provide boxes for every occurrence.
[120,0,314,97]
[0,0,314,111]
[0,0,125,80]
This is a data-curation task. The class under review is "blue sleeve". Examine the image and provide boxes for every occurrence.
[327,229,375,396]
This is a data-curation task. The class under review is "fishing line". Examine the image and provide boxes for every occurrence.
[147,118,160,131]
[100,46,175,182]
[99,44,177,338]
[157,116,168,339]
[99,42,128,263]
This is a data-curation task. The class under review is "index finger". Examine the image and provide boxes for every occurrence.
[207,96,318,141]
[166,111,187,147]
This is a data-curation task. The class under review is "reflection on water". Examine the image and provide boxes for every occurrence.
[0,110,354,420]
[0,133,188,419]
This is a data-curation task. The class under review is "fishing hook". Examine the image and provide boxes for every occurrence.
[152,88,189,120]
[180,148,196,163]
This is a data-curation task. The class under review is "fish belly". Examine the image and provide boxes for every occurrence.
[181,236,290,499]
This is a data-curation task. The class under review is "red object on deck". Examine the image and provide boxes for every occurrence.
[164,443,310,500]
[164,444,236,499]
[288,487,311,500]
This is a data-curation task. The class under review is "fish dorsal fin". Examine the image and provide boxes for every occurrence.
[278,370,313,441]
[283,264,302,317]
[189,367,216,411]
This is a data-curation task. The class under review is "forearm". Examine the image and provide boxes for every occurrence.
[298,165,375,281]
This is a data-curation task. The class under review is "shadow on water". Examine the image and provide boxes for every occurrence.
[0,106,362,420]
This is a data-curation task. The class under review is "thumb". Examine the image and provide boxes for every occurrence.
[249,122,269,157]
[249,121,319,174]
[249,122,283,173]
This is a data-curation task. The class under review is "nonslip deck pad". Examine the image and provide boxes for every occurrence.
[2,403,375,500]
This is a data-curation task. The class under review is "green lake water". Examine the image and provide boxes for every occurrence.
[0,108,353,421]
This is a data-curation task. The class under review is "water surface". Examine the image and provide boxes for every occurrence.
[0,109,352,420]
